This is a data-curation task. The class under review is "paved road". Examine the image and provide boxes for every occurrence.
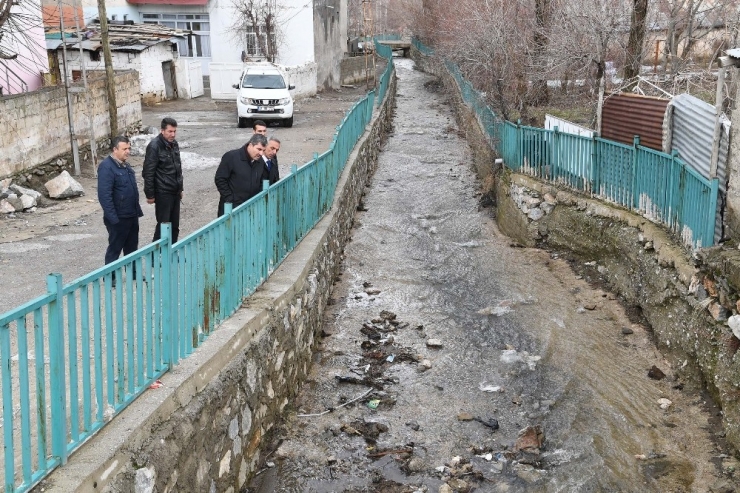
[0,87,370,314]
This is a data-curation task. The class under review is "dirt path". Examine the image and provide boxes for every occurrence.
[0,85,371,314]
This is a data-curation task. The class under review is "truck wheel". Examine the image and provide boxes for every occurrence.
[283,117,293,128]
[238,117,248,128]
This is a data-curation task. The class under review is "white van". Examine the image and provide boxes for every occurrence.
[233,65,295,128]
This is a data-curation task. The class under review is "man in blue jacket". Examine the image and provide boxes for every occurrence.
[98,136,143,268]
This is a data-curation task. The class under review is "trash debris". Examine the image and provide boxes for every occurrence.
[367,399,380,410]
[457,412,474,421]
[426,339,443,348]
[386,354,395,363]
[149,379,164,389]
[479,382,503,393]
[658,398,672,410]
[474,417,499,430]
[648,365,666,380]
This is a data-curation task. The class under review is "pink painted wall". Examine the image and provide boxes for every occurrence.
[1,2,49,95]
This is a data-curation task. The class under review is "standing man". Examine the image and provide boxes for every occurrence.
[143,117,183,242]
[98,136,143,268]
[263,137,280,185]
[253,120,267,135]
[214,133,269,216]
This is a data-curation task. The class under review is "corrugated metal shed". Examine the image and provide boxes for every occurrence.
[601,93,669,151]
[667,93,729,242]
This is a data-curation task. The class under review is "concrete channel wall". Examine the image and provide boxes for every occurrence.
[410,46,740,452]
[39,75,397,493]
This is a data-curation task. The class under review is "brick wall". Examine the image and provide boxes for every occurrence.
[0,70,142,179]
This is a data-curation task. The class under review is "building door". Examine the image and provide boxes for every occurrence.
[162,61,175,99]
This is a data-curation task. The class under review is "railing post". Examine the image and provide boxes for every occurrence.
[517,119,523,169]
[590,135,599,195]
[224,202,234,315]
[262,181,271,278]
[46,273,68,465]
[669,150,680,228]
[631,135,640,210]
[160,223,174,366]
[707,178,719,247]
[552,125,559,182]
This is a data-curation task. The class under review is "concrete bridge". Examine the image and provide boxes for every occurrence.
[377,39,411,57]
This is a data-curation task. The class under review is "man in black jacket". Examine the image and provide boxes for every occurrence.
[263,137,280,185]
[215,134,268,216]
[143,117,183,242]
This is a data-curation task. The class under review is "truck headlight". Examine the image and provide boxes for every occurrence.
[278,97,291,105]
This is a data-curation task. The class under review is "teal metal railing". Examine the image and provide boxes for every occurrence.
[0,79,383,492]
[416,39,718,250]
[374,38,394,107]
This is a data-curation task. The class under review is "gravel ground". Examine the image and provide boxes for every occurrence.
[0,84,373,314]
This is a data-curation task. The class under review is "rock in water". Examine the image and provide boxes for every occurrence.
[648,365,666,380]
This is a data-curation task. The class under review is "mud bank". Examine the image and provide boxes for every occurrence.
[411,45,740,453]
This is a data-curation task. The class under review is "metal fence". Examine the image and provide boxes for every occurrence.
[415,40,719,250]
[0,77,382,492]
[374,39,394,107]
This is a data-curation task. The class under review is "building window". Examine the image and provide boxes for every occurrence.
[142,13,211,58]
[244,26,275,56]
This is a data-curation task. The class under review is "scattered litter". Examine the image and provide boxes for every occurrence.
[658,398,672,410]
[435,466,446,473]
[474,417,499,430]
[479,382,503,393]
[266,461,275,468]
[386,354,395,363]
[500,349,541,370]
[426,339,443,348]
[367,399,380,410]
[149,379,164,389]
[478,300,515,316]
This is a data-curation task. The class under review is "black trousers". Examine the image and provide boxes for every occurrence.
[104,216,139,265]
[153,193,181,243]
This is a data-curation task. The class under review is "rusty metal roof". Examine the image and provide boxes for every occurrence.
[47,22,188,53]
[601,93,669,151]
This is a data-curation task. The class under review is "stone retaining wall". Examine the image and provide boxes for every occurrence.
[0,71,142,180]
[39,71,396,493]
[410,44,740,451]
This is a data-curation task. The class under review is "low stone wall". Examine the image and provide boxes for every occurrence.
[410,44,740,451]
[340,55,369,86]
[0,71,142,180]
[39,71,396,492]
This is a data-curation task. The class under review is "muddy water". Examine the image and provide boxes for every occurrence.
[248,59,737,492]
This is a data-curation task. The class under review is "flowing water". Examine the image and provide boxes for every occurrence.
[248,59,737,493]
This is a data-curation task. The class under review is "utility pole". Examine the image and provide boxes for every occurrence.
[96,0,118,136]
[73,0,98,176]
[362,0,375,90]
[58,0,82,175]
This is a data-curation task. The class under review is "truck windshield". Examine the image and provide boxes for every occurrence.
[242,74,286,89]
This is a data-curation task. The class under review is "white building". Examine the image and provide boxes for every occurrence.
[48,23,202,102]
[78,0,347,99]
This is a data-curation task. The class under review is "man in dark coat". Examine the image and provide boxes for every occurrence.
[214,134,269,216]
[97,136,143,267]
[143,117,183,242]
[263,137,280,185]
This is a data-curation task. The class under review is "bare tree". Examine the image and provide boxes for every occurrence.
[230,0,280,62]
[623,0,649,87]
[529,0,552,106]
[548,0,631,126]
[654,0,739,74]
